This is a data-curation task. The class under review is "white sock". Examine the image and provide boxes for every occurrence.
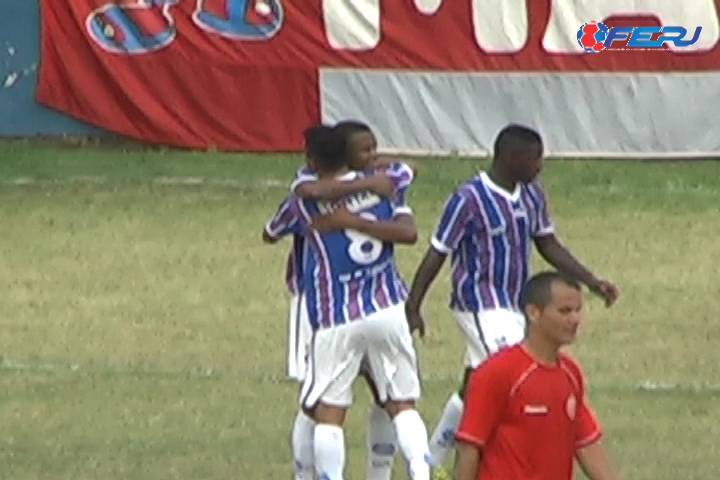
[392,409,430,480]
[366,405,397,480]
[314,423,346,480]
[291,411,316,480]
[428,393,464,467]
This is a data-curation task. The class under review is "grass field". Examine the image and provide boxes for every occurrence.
[1,141,719,480]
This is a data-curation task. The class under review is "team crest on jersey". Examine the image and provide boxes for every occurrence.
[566,394,577,420]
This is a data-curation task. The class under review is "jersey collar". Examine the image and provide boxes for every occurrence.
[480,171,521,202]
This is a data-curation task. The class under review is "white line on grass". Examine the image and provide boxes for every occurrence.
[2,357,719,394]
[2,177,288,189]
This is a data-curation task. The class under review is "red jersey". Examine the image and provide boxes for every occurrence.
[455,344,602,480]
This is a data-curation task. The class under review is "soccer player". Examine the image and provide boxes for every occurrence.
[267,126,431,480]
[263,125,334,480]
[291,120,417,480]
[404,124,619,469]
[280,125,327,385]
[454,271,620,480]
[265,124,397,480]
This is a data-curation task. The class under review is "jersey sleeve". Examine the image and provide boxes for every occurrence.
[264,196,302,240]
[289,166,318,193]
[528,182,555,237]
[566,358,603,448]
[455,359,509,448]
[431,188,471,254]
[385,162,415,217]
[576,399,602,448]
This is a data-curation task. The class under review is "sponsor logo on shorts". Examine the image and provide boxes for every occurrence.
[371,442,396,456]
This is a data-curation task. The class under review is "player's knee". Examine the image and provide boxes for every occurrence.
[314,402,348,426]
[384,399,416,418]
[302,406,315,419]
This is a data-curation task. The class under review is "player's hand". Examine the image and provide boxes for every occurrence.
[589,279,620,307]
[405,303,426,338]
[373,156,395,169]
[311,205,360,232]
[367,172,395,199]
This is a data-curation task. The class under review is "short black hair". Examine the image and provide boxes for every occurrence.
[493,124,543,159]
[303,124,331,156]
[520,271,581,312]
[334,120,372,140]
[311,125,349,172]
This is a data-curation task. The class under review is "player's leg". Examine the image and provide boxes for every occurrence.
[289,295,315,480]
[365,303,431,480]
[428,309,526,467]
[426,311,478,467]
[290,401,316,479]
[287,294,303,380]
[360,364,397,480]
[300,323,364,480]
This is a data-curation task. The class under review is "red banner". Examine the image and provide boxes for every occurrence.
[37,0,720,151]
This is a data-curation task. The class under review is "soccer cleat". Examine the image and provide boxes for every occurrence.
[431,466,451,480]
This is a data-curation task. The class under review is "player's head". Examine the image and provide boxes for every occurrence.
[334,120,377,170]
[521,271,583,347]
[310,125,350,175]
[493,124,544,184]
[303,124,332,170]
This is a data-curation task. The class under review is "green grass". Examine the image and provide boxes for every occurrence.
[1,141,720,479]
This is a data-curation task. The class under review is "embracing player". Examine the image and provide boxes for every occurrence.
[266,125,430,480]
[291,121,416,480]
[404,124,620,472]
[265,122,421,480]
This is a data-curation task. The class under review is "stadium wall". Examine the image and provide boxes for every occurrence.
[4,1,720,157]
[0,1,105,137]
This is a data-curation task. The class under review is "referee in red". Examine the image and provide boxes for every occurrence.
[454,271,620,480]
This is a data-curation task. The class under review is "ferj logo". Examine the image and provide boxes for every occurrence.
[576,21,609,52]
[576,21,702,52]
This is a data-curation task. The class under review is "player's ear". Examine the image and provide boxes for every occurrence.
[524,303,541,327]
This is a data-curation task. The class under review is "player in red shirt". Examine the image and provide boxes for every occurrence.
[454,271,620,480]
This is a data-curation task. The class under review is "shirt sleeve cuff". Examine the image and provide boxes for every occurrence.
[264,223,280,239]
[431,236,452,254]
[401,162,415,183]
[576,430,602,448]
[455,431,486,448]
[290,175,316,193]
[534,226,555,237]
[393,206,413,216]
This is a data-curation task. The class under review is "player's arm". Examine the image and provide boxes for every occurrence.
[293,171,395,201]
[311,207,417,244]
[576,441,620,480]
[530,183,619,306]
[454,442,481,480]
[454,361,508,480]
[374,157,419,179]
[406,190,470,335]
[344,211,417,245]
[262,196,301,244]
[534,234,597,285]
[406,247,446,310]
[533,234,619,306]
[310,168,418,244]
[572,360,619,480]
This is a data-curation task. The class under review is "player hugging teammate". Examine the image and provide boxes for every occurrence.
[264,122,622,480]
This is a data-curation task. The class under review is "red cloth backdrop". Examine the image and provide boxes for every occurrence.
[37,0,720,151]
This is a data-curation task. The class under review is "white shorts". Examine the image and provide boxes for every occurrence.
[453,308,526,368]
[300,302,421,409]
[287,294,312,382]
